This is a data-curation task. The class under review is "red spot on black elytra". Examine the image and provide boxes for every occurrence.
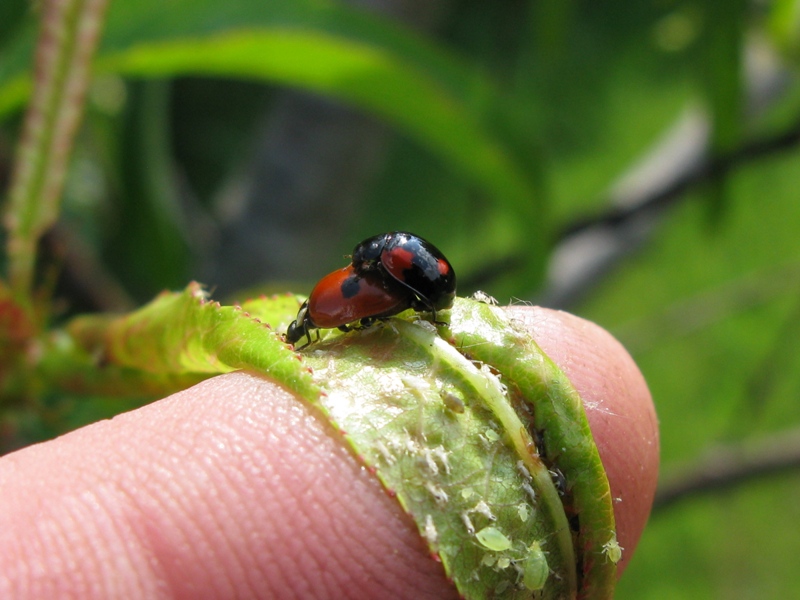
[390,247,415,272]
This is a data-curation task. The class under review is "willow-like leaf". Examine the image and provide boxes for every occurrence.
[0,1,542,281]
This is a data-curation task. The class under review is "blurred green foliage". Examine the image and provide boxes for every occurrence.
[3,0,800,597]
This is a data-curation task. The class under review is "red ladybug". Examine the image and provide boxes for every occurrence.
[286,265,413,346]
[351,232,456,319]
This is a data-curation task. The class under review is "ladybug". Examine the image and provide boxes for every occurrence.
[286,265,413,346]
[351,232,456,319]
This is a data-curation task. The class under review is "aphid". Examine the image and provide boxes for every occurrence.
[475,526,512,552]
[603,533,623,565]
[523,541,550,591]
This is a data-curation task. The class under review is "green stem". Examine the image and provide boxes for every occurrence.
[3,0,109,308]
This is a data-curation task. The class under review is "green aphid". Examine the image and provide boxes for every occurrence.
[523,541,550,592]
[475,526,512,552]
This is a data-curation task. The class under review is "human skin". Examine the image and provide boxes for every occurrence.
[0,307,659,599]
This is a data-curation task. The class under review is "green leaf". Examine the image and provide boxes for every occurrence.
[108,80,191,295]
[0,0,543,283]
[296,309,577,598]
[287,297,613,597]
[702,0,746,220]
[59,284,316,399]
[95,28,533,217]
[443,298,619,598]
[768,0,800,58]
[1,1,535,209]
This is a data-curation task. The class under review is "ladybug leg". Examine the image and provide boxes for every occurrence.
[295,325,312,349]
[358,317,377,329]
[426,307,451,327]
[295,328,317,349]
[339,318,383,334]
[291,327,319,349]
[409,296,445,325]
[338,318,377,333]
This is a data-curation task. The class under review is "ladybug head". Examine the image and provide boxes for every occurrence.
[285,301,311,345]
[351,233,389,270]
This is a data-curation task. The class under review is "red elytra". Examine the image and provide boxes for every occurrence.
[285,265,412,345]
[307,265,411,328]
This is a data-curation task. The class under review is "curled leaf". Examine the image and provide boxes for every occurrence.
[290,297,617,598]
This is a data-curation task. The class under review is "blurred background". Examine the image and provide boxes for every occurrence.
[2,0,800,597]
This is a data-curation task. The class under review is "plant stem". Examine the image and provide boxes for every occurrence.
[3,0,108,310]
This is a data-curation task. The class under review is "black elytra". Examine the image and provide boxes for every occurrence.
[351,231,456,319]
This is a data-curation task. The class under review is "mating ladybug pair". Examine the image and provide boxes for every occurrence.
[286,232,456,346]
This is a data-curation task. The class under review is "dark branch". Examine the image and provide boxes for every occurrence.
[536,109,800,308]
[561,116,800,239]
[653,427,800,512]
